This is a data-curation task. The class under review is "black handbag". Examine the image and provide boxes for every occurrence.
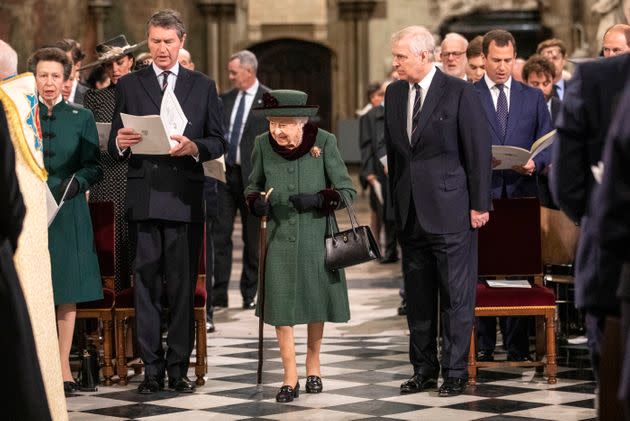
[325,194,381,271]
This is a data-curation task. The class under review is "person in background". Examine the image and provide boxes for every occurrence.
[212,50,270,310]
[85,65,110,90]
[53,39,89,105]
[602,24,630,57]
[536,38,571,100]
[245,89,356,403]
[28,46,103,395]
[511,57,526,83]
[465,35,485,83]
[178,48,194,70]
[440,32,469,79]
[82,35,143,292]
[133,51,153,71]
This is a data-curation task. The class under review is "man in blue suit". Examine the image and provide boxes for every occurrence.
[474,29,552,362]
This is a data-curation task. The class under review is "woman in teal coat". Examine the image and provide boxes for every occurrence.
[29,47,103,394]
[245,90,356,402]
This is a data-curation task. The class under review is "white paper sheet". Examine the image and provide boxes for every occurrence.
[47,174,76,227]
[202,155,226,183]
[492,130,557,171]
[161,89,188,147]
[486,279,531,288]
[121,113,172,155]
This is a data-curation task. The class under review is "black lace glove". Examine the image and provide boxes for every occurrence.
[60,177,80,200]
[289,193,323,212]
[247,193,271,217]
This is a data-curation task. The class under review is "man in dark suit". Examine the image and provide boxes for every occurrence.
[385,26,491,397]
[212,50,270,309]
[109,9,225,394]
[593,77,630,418]
[0,101,51,420]
[474,30,553,363]
[536,38,570,101]
[551,53,630,381]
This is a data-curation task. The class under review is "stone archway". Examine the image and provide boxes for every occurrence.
[249,38,333,131]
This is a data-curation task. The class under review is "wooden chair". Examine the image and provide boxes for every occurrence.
[114,238,208,386]
[468,198,557,385]
[75,201,116,385]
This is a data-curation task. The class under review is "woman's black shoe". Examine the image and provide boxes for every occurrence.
[64,381,79,395]
[276,382,300,402]
[305,375,322,393]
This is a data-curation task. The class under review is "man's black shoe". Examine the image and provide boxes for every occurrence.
[137,375,164,394]
[477,351,494,362]
[168,376,195,393]
[206,320,215,333]
[400,374,437,394]
[438,377,467,397]
[507,353,532,362]
[243,300,256,310]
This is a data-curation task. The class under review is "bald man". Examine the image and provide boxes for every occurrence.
[602,24,630,57]
[178,48,195,70]
[440,33,469,80]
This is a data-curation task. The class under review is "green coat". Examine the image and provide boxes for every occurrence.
[42,100,103,305]
[246,128,356,326]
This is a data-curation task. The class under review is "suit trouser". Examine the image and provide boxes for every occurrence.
[370,179,399,260]
[204,177,218,321]
[212,165,259,303]
[0,239,52,421]
[133,220,202,379]
[477,313,530,356]
[399,204,476,379]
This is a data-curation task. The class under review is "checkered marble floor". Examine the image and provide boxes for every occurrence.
[67,289,596,420]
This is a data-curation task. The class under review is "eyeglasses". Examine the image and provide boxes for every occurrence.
[440,51,466,59]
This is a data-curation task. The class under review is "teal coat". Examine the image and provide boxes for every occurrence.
[42,100,103,305]
[246,127,356,326]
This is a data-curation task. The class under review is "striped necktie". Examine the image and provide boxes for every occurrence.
[410,83,422,140]
[160,71,171,92]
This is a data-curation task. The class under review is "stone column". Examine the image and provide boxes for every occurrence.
[197,0,237,90]
[338,0,378,116]
[88,0,113,44]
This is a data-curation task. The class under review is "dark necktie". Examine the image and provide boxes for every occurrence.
[552,84,560,100]
[496,83,508,139]
[227,91,246,166]
[410,83,422,139]
[160,71,171,92]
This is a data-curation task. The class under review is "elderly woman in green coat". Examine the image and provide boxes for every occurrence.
[245,90,356,403]
[28,47,103,395]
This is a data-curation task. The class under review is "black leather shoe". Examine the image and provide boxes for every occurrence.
[507,353,532,362]
[438,377,467,397]
[400,374,437,394]
[276,382,300,402]
[477,351,494,362]
[206,320,215,333]
[168,376,195,393]
[305,375,323,393]
[64,381,79,395]
[212,297,228,308]
[137,375,164,394]
[243,300,256,310]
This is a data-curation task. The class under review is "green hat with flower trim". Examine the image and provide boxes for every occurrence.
[253,90,319,117]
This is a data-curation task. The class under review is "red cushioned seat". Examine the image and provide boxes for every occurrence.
[77,288,115,309]
[476,283,555,308]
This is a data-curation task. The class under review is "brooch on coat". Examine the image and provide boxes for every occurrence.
[310,146,321,157]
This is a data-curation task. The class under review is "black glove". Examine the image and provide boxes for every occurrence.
[289,193,323,212]
[249,195,271,217]
[60,177,80,200]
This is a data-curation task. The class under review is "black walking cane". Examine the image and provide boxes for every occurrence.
[256,188,273,392]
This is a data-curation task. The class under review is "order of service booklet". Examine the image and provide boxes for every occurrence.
[121,89,188,155]
[492,129,557,170]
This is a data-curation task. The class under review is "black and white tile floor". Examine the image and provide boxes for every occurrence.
[66,285,595,421]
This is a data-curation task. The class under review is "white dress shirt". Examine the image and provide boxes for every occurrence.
[484,73,512,112]
[228,79,259,165]
[152,62,179,92]
[555,78,565,101]
[407,65,437,140]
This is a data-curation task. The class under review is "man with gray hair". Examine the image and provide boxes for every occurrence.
[385,25,491,397]
[0,40,17,79]
[212,50,270,310]
[440,32,469,79]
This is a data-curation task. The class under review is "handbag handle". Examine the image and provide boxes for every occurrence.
[326,192,359,245]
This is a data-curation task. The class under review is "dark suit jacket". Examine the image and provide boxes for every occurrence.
[360,104,386,180]
[551,54,630,314]
[73,81,89,105]
[550,96,561,124]
[384,69,492,234]
[0,103,25,251]
[108,66,226,224]
[474,78,553,198]
[220,83,270,181]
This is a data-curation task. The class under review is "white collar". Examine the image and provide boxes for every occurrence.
[484,73,512,91]
[409,65,437,92]
[39,95,63,108]
[152,62,180,77]
[243,79,259,96]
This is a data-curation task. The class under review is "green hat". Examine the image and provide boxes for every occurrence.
[253,90,319,117]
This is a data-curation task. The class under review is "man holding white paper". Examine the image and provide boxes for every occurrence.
[108,9,225,394]
[473,30,552,363]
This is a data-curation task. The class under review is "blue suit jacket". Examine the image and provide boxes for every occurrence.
[551,54,630,314]
[474,78,552,199]
[384,69,492,234]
